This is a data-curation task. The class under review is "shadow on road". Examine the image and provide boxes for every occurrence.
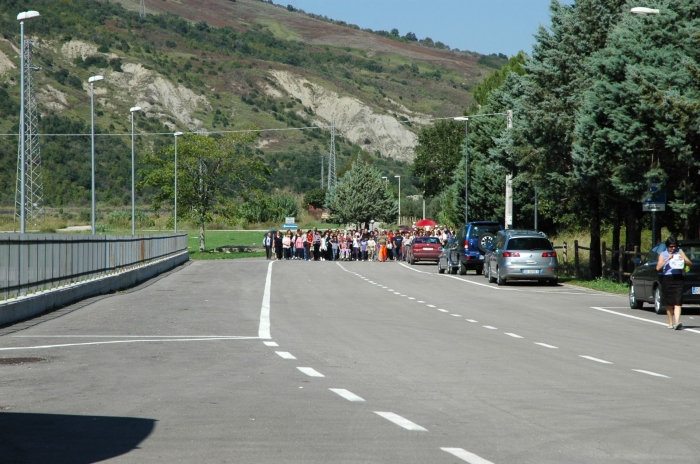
[0,412,156,463]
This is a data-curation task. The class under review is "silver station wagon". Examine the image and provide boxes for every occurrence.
[485,230,558,286]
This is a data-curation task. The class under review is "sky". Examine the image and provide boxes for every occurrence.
[285,0,567,57]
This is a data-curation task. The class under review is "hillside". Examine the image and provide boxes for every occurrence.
[0,0,506,208]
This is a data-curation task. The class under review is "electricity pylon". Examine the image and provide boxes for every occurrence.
[327,119,336,190]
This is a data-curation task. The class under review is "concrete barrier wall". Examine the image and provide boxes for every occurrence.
[0,250,189,327]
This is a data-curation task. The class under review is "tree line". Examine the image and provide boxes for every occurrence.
[412,0,700,278]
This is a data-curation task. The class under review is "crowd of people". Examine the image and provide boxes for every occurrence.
[262,226,457,262]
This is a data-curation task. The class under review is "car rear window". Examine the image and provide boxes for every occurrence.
[506,237,552,251]
[415,237,440,244]
[469,224,501,238]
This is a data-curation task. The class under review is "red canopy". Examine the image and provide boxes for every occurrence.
[415,219,437,227]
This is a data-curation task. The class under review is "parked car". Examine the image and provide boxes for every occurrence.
[629,240,700,314]
[438,221,503,275]
[406,236,442,264]
[485,229,558,285]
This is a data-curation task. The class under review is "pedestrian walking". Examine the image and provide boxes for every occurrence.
[263,232,273,260]
[657,236,692,330]
[273,231,283,260]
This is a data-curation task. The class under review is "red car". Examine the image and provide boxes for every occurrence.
[406,236,442,264]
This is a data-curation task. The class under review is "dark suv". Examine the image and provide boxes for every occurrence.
[438,221,503,275]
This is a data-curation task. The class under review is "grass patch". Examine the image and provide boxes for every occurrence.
[187,230,267,260]
[559,276,628,295]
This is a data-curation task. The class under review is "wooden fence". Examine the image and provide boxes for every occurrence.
[553,240,646,282]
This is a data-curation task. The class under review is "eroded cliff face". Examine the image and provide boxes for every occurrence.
[268,70,426,161]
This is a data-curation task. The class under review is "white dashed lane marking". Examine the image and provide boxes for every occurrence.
[535,343,558,349]
[438,309,449,313]
[466,319,478,323]
[329,388,366,402]
[632,369,670,378]
[276,351,296,360]
[441,447,495,464]
[580,355,612,364]
[374,412,427,431]
[483,326,498,330]
[451,314,462,317]
[427,304,436,308]
[297,367,325,377]
[263,341,278,347]
[504,333,523,339]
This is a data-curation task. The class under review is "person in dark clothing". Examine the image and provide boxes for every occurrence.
[273,231,283,260]
[656,236,692,330]
[393,233,404,261]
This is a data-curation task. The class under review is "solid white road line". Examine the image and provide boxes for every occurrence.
[329,388,365,402]
[276,351,296,359]
[13,335,247,338]
[258,261,274,340]
[580,355,612,364]
[374,412,427,431]
[441,447,495,464]
[297,367,325,377]
[632,369,670,378]
[483,326,498,330]
[505,333,523,339]
[535,343,558,349]
[0,337,257,351]
[591,307,700,334]
[263,341,279,347]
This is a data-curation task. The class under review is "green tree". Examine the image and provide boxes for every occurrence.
[304,188,327,208]
[472,52,526,106]
[411,119,466,198]
[140,130,268,251]
[326,160,397,227]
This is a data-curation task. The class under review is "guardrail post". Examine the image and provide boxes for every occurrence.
[574,240,579,278]
[601,241,607,279]
[618,246,625,284]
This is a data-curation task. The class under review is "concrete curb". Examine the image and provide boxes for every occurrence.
[0,251,190,327]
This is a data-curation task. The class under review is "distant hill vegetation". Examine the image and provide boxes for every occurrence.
[0,0,509,208]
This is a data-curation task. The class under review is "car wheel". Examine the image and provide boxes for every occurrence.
[496,267,506,286]
[438,260,445,274]
[450,266,458,275]
[488,266,496,283]
[653,285,665,315]
[629,282,643,309]
[459,260,467,275]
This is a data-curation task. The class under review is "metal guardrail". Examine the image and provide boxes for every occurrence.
[1,233,188,301]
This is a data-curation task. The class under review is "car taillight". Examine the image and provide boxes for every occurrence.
[502,252,520,257]
[464,240,469,250]
[542,252,557,257]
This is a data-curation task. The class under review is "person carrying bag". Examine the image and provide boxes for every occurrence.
[656,236,692,330]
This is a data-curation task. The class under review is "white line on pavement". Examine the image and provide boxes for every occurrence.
[13,335,249,338]
[505,333,523,339]
[466,319,478,323]
[374,412,427,431]
[408,297,415,300]
[580,355,612,364]
[427,304,436,308]
[399,263,430,274]
[591,307,700,334]
[535,343,558,349]
[0,337,258,351]
[417,300,425,303]
[483,326,498,330]
[263,341,279,347]
[441,448,495,464]
[632,369,670,378]
[394,292,401,294]
[297,367,324,377]
[276,351,296,359]
[329,388,365,402]
[438,309,449,313]
[258,261,274,340]
[451,314,462,317]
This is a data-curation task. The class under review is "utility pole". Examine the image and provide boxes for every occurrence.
[327,119,336,190]
[320,154,324,189]
[505,110,513,229]
[139,0,145,18]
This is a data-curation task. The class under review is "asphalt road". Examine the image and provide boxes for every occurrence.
[2,258,700,463]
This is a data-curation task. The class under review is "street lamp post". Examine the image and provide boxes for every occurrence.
[130,106,141,236]
[17,10,40,234]
[88,75,104,235]
[173,131,183,233]
[382,176,388,184]
[454,117,469,224]
[394,175,401,225]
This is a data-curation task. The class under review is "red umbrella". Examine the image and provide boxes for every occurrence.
[415,219,437,228]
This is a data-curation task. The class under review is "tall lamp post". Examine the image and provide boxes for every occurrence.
[130,106,141,235]
[394,175,401,225]
[88,75,104,235]
[454,117,469,224]
[173,131,183,233]
[382,176,388,184]
[17,10,40,234]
